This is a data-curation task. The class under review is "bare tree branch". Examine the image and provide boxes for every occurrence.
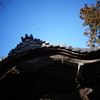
[0,1,6,9]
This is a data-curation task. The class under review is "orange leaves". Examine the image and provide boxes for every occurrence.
[79,1,100,46]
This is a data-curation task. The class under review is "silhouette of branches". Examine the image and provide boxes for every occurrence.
[0,0,10,10]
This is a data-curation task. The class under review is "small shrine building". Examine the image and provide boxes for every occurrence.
[0,34,100,100]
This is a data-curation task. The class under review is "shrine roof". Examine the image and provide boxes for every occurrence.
[0,34,100,62]
[8,34,100,56]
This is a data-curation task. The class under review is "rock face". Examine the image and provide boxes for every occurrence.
[0,34,100,100]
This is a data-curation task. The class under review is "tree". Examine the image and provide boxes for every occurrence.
[79,1,100,47]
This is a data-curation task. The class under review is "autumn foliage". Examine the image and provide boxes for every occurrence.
[79,1,100,46]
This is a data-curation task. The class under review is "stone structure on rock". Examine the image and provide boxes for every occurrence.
[0,34,100,100]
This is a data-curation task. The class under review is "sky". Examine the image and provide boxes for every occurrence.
[0,0,98,58]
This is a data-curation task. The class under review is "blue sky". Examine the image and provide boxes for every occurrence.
[0,0,97,58]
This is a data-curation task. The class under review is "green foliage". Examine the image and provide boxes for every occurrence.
[79,1,100,46]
